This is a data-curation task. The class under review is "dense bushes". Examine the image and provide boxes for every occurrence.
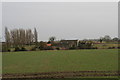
[30,47,37,51]
[2,40,119,52]
[56,47,60,50]
[14,47,27,51]
[78,41,95,49]
[108,47,116,49]
[69,46,76,50]
[39,41,47,50]
[2,48,10,52]
[21,47,27,51]
[117,47,120,49]
[14,47,21,51]
[2,44,11,52]
[44,46,54,50]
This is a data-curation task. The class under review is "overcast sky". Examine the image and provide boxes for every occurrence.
[1,0,119,2]
[2,2,118,41]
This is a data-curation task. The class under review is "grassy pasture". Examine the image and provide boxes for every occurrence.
[93,43,119,49]
[3,49,118,74]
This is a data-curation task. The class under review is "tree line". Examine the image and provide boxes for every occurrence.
[4,27,38,51]
[2,27,120,52]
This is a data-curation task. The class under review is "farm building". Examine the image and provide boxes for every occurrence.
[48,40,79,50]
[47,40,79,49]
[60,40,79,48]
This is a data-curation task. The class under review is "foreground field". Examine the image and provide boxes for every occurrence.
[3,49,118,74]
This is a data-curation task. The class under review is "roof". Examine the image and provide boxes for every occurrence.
[60,40,79,42]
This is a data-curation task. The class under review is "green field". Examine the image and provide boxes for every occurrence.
[94,43,119,49]
[3,49,118,74]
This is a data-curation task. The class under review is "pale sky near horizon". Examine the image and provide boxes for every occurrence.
[2,2,118,41]
[1,0,119,2]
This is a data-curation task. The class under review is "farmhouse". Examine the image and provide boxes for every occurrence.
[45,40,79,50]
[60,40,79,48]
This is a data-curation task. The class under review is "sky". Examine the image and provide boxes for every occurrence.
[1,0,119,2]
[2,2,118,41]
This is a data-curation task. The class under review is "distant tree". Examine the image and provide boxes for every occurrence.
[4,28,36,51]
[10,29,21,47]
[34,28,38,46]
[99,39,103,43]
[103,35,111,41]
[49,36,56,42]
[10,29,15,47]
[10,28,34,47]
[19,29,26,46]
[113,37,119,41]
[5,27,11,50]
[25,29,34,45]
[99,37,103,43]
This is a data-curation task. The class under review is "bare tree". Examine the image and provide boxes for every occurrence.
[5,28,35,49]
[49,36,56,42]
[5,27,11,49]
[19,29,26,47]
[104,35,111,40]
[25,29,34,45]
[10,29,18,47]
[34,28,38,46]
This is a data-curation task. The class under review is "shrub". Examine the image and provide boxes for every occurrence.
[38,41,47,50]
[56,47,60,50]
[44,46,54,50]
[78,41,94,49]
[108,47,115,49]
[2,48,10,52]
[93,47,98,49]
[30,47,36,51]
[117,47,120,49]
[21,47,27,51]
[2,44,10,52]
[69,47,76,50]
[8,49,11,52]
[14,47,21,51]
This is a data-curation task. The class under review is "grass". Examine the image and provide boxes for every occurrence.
[93,43,119,49]
[3,49,118,74]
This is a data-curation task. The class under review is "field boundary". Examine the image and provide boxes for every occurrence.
[2,71,120,79]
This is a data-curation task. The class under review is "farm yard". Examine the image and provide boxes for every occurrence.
[2,49,119,78]
[2,2,120,79]
[2,28,120,78]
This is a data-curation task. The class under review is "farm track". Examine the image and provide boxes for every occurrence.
[2,71,120,79]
